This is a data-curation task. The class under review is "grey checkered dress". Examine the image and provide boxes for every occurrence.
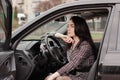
[57,41,95,80]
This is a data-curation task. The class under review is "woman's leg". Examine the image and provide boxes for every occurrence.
[56,76,72,80]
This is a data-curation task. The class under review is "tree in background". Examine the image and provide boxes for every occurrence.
[14,7,18,21]
[50,0,62,8]
[12,6,19,30]
[35,0,62,12]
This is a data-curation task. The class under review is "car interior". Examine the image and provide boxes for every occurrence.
[15,9,109,80]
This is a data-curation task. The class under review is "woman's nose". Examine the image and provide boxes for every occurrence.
[67,28,70,32]
[67,26,70,30]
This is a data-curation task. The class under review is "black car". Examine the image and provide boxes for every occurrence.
[0,0,120,80]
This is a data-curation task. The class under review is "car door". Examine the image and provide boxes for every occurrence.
[0,0,16,79]
[12,2,111,80]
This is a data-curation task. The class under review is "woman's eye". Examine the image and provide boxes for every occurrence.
[67,24,74,28]
[71,25,74,28]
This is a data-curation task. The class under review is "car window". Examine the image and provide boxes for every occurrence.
[0,6,5,43]
[23,9,109,43]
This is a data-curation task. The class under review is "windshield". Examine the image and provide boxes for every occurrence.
[23,20,66,40]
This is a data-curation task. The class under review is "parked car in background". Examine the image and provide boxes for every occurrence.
[0,0,120,80]
[17,13,26,25]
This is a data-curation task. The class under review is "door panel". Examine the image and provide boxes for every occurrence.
[0,51,16,79]
[15,50,34,80]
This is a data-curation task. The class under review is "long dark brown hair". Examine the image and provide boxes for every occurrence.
[67,16,98,59]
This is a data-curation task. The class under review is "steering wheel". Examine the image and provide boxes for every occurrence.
[44,34,67,64]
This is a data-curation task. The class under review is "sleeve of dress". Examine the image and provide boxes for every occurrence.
[57,43,91,75]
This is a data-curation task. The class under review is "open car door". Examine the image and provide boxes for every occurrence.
[0,0,16,79]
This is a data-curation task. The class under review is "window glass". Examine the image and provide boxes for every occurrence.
[87,16,107,42]
[81,9,108,42]
[0,6,5,43]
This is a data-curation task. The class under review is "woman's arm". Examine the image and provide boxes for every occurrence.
[54,33,74,43]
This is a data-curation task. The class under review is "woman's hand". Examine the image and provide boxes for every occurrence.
[45,72,60,80]
[55,33,74,43]
[61,35,74,43]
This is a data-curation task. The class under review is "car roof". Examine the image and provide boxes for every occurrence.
[60,0,120,7]
[38,0,119,18]
[72,0,120,4]
[54,0,120,9]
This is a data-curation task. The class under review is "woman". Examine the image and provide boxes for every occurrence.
[45,16,97,80]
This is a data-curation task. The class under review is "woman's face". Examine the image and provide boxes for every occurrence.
[67,20,75,37]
